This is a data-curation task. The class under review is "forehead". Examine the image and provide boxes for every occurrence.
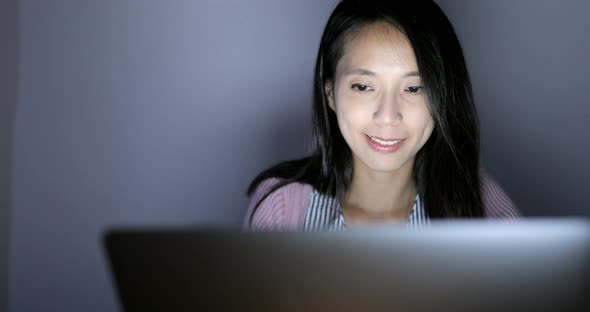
[337,22,418,75]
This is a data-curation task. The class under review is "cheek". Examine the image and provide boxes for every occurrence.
[335,106,355,139]
[424,119,435,140]
[334,94,365,128]
[419,114,435,142]
[409,103,435,141]
[337,103,358,123]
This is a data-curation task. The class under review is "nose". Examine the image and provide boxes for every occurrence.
[373,92,402,126]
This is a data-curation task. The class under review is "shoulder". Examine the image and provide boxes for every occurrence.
[242,178,313,231]
[479,170,521,220]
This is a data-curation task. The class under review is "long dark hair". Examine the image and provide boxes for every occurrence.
[247,0,484,225]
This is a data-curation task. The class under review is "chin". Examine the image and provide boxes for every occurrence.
[362,158,409,173]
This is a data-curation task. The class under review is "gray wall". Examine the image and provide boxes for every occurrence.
[9,0,590,311]
[10,0,337,311]
[436,0,590,217]
[1,0,18,310]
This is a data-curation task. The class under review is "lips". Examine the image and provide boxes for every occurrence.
[369,136,401,145]
[365,134,404,153]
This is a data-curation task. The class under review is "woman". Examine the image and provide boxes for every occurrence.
[244,0,519,231]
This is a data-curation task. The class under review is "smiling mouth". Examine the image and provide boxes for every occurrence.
[365,134,405,153]
[367,135,402,145]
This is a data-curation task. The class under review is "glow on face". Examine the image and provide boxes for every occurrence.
[326,23,435,174]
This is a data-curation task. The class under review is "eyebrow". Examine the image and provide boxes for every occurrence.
[343,68,420,78]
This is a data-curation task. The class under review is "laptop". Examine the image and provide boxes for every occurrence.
[104,219,590,312]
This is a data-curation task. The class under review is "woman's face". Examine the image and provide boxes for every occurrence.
[326,23,435,175]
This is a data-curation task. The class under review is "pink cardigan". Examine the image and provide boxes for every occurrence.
[244,173,520,231]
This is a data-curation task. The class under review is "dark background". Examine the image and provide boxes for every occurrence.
[1,0,588,311]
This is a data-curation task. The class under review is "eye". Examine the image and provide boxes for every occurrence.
[351,83,373,93]
[405,86,424,94]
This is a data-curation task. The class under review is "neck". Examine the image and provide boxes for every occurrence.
[343,158,416,218]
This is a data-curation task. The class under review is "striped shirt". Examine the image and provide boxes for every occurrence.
[303,190,428,231]
[244,172,520,232]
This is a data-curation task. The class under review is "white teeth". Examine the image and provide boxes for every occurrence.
[370,136,401,145]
